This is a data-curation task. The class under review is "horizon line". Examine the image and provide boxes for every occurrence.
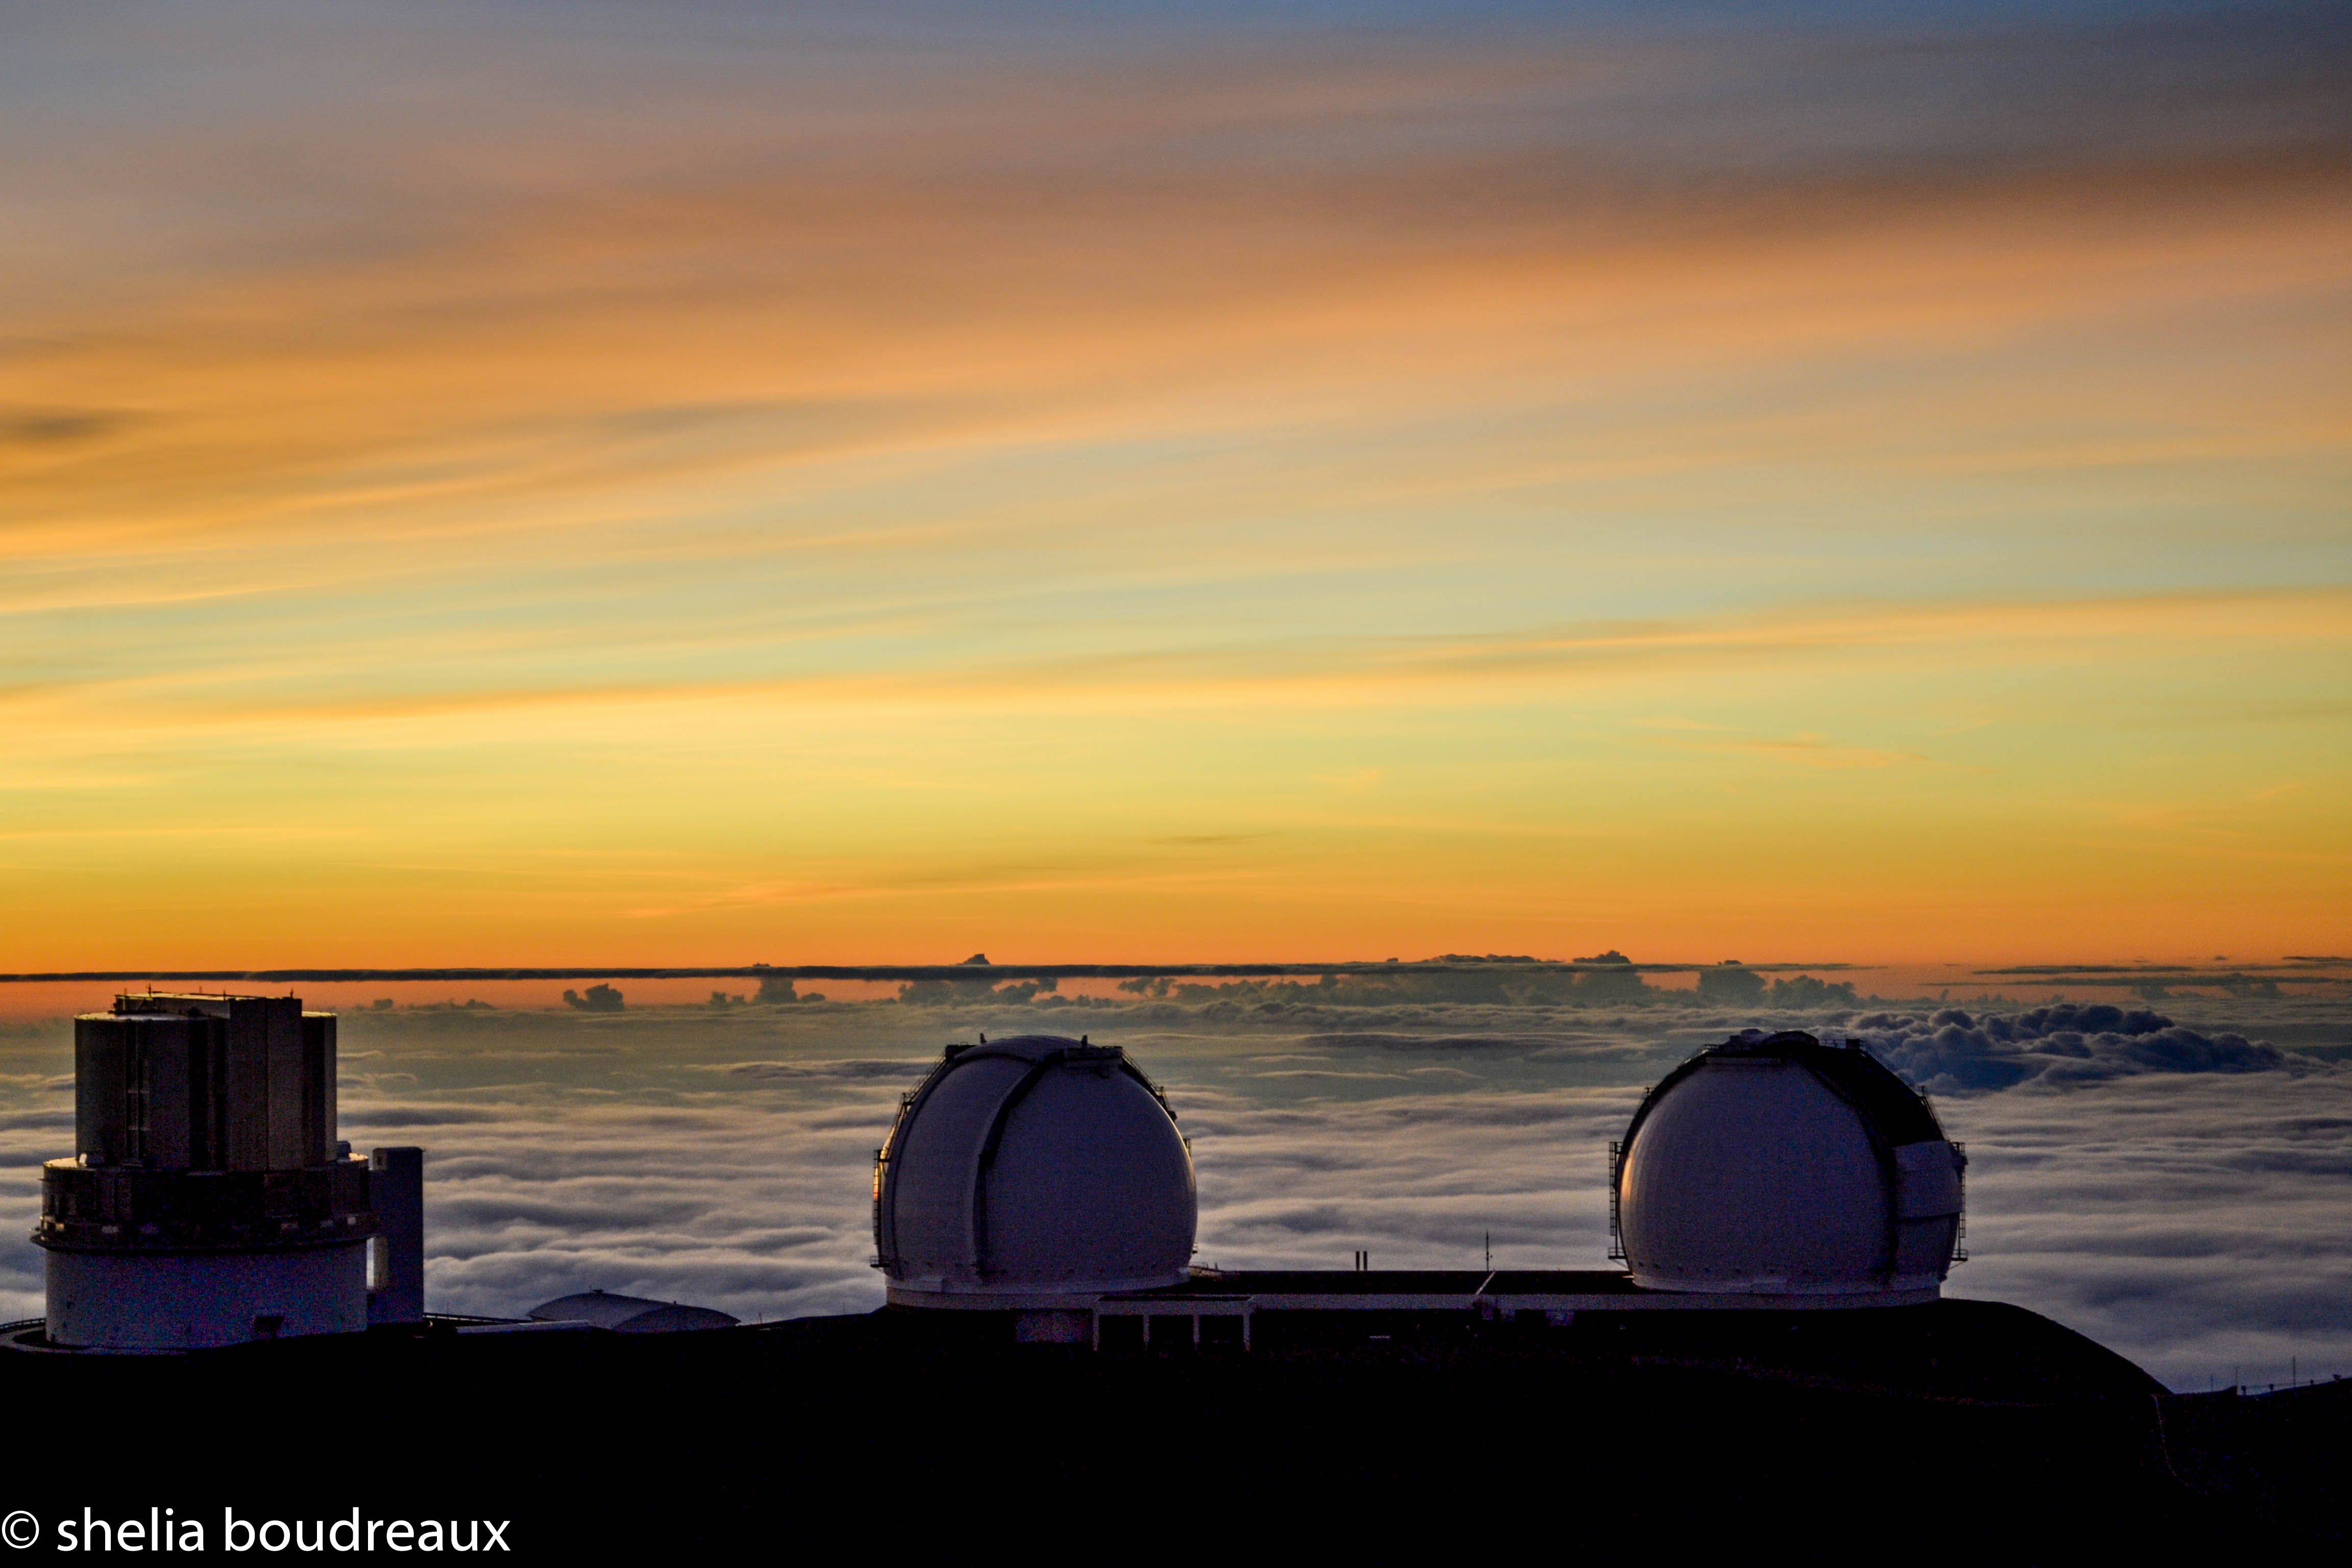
[0,959,1866,985]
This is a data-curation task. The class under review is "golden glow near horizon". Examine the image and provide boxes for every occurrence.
[2,6,2346,971]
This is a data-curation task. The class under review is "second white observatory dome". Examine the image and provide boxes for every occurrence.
[874,1036,1195,1307]
[1613,1030,1966,1299]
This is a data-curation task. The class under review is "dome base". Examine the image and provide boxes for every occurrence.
[885,1271,1189,1312]
[1626,1276,1942,1308]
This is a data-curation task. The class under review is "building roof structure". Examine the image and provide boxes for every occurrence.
[527,1290,739,1333]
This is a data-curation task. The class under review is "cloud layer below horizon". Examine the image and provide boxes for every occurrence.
[2,991,2345,1389]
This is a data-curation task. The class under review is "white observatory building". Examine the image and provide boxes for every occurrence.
[869,1026,1968,1350]
[33,992,425,1350]
[1611,1028,1967,1302]
[873,1034,1196,1340]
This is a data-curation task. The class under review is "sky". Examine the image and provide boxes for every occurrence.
[3,0,2347,970]
[7,989,2344,1390]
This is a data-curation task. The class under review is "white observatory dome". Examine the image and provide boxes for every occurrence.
[1613,1031,1966,1299]
[874,1036,1195,1308]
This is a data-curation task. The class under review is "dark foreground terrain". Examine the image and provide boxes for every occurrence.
[6,1300,2344,1556]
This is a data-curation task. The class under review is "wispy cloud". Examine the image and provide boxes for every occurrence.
[1,4,2344,967]
[1665,732,1935,770]
[6,589,2343,737]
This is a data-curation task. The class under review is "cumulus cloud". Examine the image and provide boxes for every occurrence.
[718,1059,934,1082]
[1244,1069,1409,1082]
[1855,1003,2303,1093]
[1299,1032,1563,1054]
[337,1105,508,1128]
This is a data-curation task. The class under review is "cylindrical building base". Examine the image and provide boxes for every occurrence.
[45,1243,368,1351]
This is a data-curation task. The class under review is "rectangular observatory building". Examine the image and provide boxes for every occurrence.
[36,993,423,1351]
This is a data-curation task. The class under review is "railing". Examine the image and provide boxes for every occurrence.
[1950,1141,1969,1262]
[1607,1140,1626,1261]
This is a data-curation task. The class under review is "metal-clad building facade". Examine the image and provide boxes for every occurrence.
[35,993,424,1351]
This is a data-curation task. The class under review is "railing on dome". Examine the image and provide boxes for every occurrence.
[1607,1141,1626,1262]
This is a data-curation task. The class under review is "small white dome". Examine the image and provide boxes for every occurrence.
[876,1036,1195,1306]
[1614,1031,1965,1296]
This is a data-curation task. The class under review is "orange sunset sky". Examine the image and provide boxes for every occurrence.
[2,2,2346,975]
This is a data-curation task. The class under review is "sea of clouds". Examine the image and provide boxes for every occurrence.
[1,993,2345,1390]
